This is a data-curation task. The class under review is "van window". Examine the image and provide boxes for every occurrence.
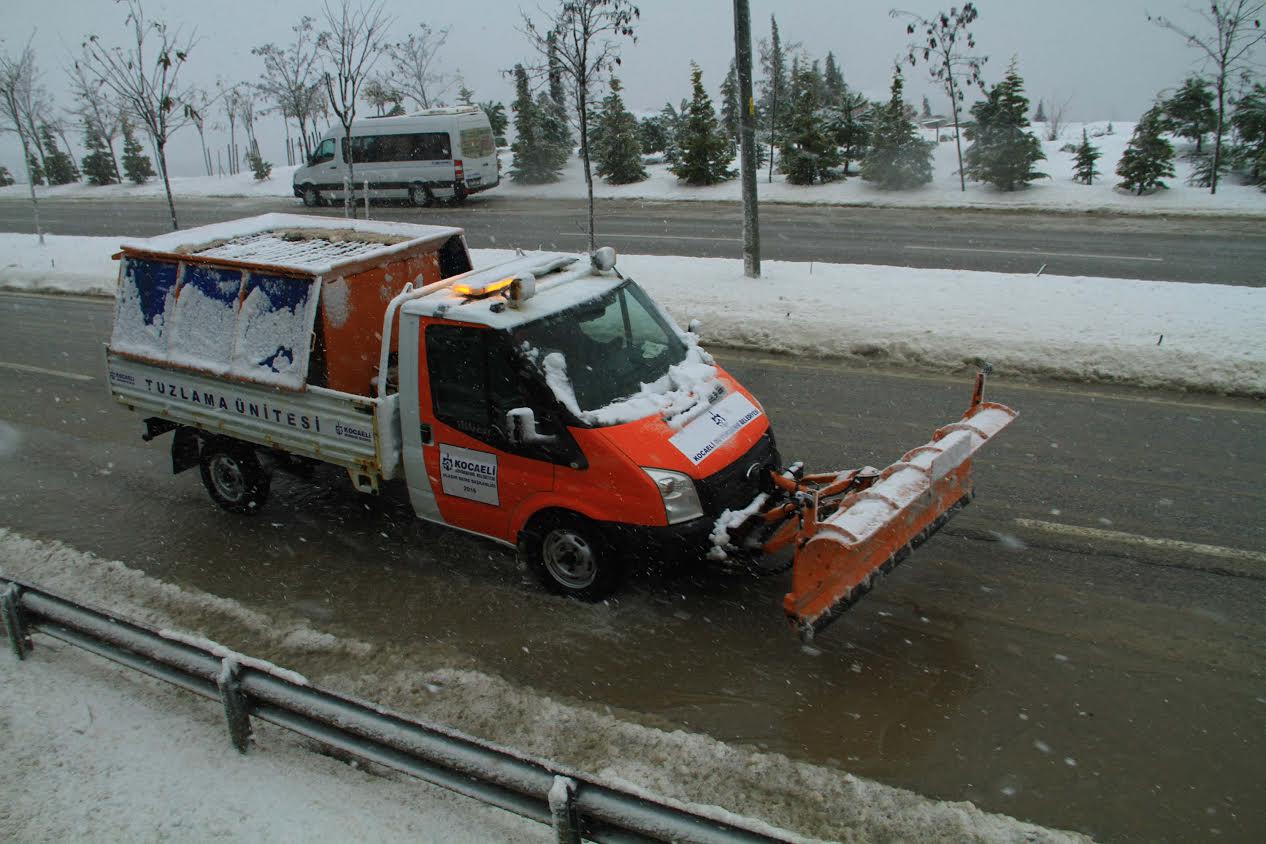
[311,138,335,165]
[459,127,495,158]
[341,132,451,163]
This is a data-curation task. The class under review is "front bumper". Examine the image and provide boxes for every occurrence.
[604,516,716,564]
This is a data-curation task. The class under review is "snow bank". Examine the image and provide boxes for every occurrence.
[2,123,1262,216]
[0,529,1090,843]
[3,234,1262,396]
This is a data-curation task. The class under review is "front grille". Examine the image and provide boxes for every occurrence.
[695,429,780,517]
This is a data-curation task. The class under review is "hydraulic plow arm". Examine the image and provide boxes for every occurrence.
[765,369,1017,640]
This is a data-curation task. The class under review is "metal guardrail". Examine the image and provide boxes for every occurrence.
[0,575,795,844]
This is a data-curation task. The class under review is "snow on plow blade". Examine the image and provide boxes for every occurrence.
[784,399,1017,640]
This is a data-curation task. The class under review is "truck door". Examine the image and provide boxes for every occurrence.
[417,321,557,543]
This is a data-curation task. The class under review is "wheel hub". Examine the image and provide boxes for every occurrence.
[209,455,246,503]
[542,529,597,590]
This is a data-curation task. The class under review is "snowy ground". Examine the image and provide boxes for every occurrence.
[3,122,1262,215]
[3,232,1263,397]
[0,528,1091,843]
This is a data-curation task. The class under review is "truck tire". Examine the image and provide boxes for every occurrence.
[301,186,322,207]
[200,442,271,514]
[522,513,625,601]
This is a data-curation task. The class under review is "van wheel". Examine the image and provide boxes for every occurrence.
[200,442,271,514]
[408,184,434,207]
[452,184,468,205]
[521,513,625,601]
[301,186,322,207]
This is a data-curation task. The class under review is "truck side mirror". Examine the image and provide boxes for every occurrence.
[687,319,702,337]
[506,407,556,445]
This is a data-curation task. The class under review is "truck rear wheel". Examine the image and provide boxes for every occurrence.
[200,442,270,514]
[522,513,625,601]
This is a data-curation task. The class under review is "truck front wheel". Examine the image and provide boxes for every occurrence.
[200,442,271,514]
[522,513,625,601]
[301,186,322,207]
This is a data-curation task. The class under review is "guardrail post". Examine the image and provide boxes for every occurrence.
[217,658,252,753]
[1,583,32,660]
[548,775,582,844]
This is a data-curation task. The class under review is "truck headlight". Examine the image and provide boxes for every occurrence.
[642,468,704,525]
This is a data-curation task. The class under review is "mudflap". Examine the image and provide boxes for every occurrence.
[781,400,1017,641]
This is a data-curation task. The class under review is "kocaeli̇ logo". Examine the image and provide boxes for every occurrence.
[709,411,727,427]
[441,454,454,473]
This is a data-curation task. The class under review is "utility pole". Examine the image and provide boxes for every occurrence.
[732,0,761,278]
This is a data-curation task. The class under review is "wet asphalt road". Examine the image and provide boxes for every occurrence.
[1,290,1264,843]
[2,194,1266,286]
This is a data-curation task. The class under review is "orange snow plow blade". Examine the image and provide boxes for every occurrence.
[776,373,1017,640]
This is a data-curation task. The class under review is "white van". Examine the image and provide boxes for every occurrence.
[292,106,499,207]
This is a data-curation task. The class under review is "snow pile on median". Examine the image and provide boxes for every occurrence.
[2,232,1263,396]
[0,529,1091,844]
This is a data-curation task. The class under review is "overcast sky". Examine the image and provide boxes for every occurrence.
[1,0,1244,177]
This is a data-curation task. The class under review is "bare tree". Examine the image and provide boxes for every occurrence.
[1044,93,1074,141]
[186,88,216,175]
[218,81,245,175]
[0,38,46,243]
[1151,1,1266,194]
[385,24,455,110]
[67,61,123,181]
[253,16,323,161]
[522,0,640,251]
[892,4,988,191]
[317,0,391,219]
[79,0,197,230]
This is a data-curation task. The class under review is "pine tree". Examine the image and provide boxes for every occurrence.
[781,65,841,185]
[121,117,155,184]
[39,126,78,186]
[1116,105,1175,195]
[1072,129,1101,185]
[823,52,845,108]
[861,71,934,190]
[1160,77,1216,154]
[592,79,646,184]
[0,165,13,187]
[457,85,475,106]
[509,64,563,184]
[1230,83,1266,186]
[659,101,685,164]
[670,63,733,185]
[1034,99,1047,123]
[81,117,118,186]
[26,153,44,186]
[759,15,790,172]
[965,60,1046,191]
[637,115,669,155]
[537,91,573,168]
[921,95,932,119]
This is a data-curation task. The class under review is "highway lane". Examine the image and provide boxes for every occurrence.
[1,290,1264,842]
[2,195,1265,286]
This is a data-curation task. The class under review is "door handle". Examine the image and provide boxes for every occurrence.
[419,423,432,445]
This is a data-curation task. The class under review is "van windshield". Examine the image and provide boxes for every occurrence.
[515,281,701,427]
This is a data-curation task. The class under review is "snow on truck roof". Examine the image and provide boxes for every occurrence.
[402,251,625,330]
[119,213,464,276]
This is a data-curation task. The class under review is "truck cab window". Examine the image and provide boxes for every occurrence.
[426,324,490,440]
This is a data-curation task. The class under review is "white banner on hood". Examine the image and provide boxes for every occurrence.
[669,392,763,465]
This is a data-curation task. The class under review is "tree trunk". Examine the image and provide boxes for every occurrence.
[106,136,123,183]
[1211,75,1225,195]
[579,97,595,252]
[947,73,966,192]
[345,129,355,219]
[157,140,179,230]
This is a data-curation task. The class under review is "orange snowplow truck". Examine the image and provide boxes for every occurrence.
[106,214,1016,639]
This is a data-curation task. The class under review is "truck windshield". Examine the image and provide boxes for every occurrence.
[515,281,689,424]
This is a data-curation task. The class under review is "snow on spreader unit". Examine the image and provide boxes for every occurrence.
[105,214,1016,638]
